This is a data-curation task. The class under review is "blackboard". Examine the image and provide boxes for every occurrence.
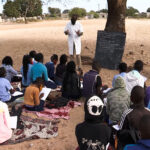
[95,30,126,70]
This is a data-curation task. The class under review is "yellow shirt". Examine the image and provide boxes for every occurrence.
[24,85,40,106]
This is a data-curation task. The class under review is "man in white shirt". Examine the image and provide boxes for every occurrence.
[64,14,83,69]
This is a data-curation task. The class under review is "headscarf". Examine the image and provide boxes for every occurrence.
[84,95,105,123]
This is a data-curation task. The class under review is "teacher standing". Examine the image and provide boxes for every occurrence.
[64,14,83,69]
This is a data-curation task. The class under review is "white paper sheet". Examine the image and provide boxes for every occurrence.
[10,116,18,129]
[103,88,112,94]
[113,124,120,131]
[12,91,23,97]
[40,87,51,101]
[141,75,147,82]
[15,74,22,78]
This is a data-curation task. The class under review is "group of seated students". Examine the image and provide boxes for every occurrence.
[0,50,150,149]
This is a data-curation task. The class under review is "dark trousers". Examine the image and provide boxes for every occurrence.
[25,100,45,112]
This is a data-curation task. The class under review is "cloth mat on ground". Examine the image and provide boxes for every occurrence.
[1,111,59,145]
[23,101,81,120]
[36,101,81,120]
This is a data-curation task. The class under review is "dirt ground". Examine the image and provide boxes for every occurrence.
[0,19,150,150]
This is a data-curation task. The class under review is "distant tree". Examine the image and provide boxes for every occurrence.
[147,8,150,12]
[48,7,61,17]
[88,10,99,19]
[100,9,108,13]
[63,9,69,14]
[69,7,86,18]
[16,0,42,23]
[126,6,139,17]
[3,1,20,18]
[3,0,42,23]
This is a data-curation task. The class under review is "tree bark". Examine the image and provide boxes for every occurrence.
[105,0,127,33]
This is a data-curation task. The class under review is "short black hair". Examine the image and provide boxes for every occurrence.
[60,54,67,65]
[51,54,58,62]
[35,53,43,62]
[131,86,145,105]
[139,115,150,139]
[92,61,101,72]
[134,60,143,72]
[33,77,44,86]
[29,50,36,58]
[2,56,13,66]
[119,62,127,72]
[0,67,6,77]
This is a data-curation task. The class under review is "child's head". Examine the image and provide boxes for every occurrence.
[22,54,31,65]
[29,50,36,59]
[2,56,13,66]
[134,60,143,72]
[84,95,104,123]
[92,61,101,73]
[66,61,76,73]
[119,62,127,73]
[0,67,6,78]
[51,54,58,65]
[131,86,145,105]
[33,77,44,89]
[139,115,150,139]
[35,53,44,63]
[60,54,67,65]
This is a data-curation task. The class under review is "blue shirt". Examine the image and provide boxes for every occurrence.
[112,72,126,87]
[0,78,12,102]
[21,64,33,86]
[45,62,55,80]
[31,62,48,82]
[124,140,150,150]
[2,64,18,82]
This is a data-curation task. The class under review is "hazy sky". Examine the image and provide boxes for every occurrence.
[0,0,149,13]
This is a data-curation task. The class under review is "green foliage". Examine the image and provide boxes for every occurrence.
[126,7,139,17]
[93,13,99,18]
[99,9,108,13]
[3,1,20,18]
[3,0,42,18]
[48,7,61,17]
[63,9,69,14]
[69,7,87,18]
[88,11,99,18]
[147,8,150,12]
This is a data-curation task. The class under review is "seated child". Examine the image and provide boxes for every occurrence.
[83,61,103,98]
[55,54,67,85]
[118,86,150,148]
[125,60,146,94]
[24,77,45,111]
[62,61,81,99]
[112,62,127,88]
[2,56,18,82]
[107,76,130,124]
[29,50,37,64]
[0,101,12,144]
[45,54,58,81]
[75,96,111,150]
[0,67,16,102]
[20,54,33,87]
[124,114,150,150]
[31,53,48,82]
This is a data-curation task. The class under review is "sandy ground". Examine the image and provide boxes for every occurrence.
[0,19,150,150]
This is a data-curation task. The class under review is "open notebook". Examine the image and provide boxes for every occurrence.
[40,87,51,101]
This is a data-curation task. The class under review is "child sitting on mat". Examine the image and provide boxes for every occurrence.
[24,77,45,111]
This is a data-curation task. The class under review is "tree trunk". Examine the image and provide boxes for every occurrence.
[105,0,127,33]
